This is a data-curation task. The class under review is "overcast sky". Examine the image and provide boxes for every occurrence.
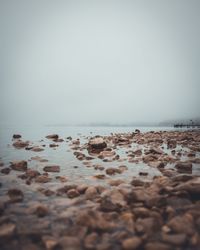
[0,0,200,125]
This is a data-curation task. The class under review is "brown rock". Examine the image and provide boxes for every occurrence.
[1,168,11,174]
[106,167,121,175]
[7,189,24,202]
[10,160,27,171]
[34,205,48,217]
[42,236,58,250]
[12,140,29,148]
[167,214,195,235]
[31,147,44,152]
[77,184,88,194]
[85,186,98,200]
[59,236,80,250]
[84,232,98,249]
[100,189,126,212]
[0,223,16,237]
[88,137,107,151]
[35,175,51,183]
[46,134,59,140]
[122,237,142,250]
[162,233,187,246]
[43,165,60,172]
[67,189,80,198]
[175,162,192,173]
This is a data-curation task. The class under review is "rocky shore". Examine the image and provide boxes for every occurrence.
[0,129,200,250]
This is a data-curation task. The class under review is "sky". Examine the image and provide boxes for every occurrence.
[0,0,200,125]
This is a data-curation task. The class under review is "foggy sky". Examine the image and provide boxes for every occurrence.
[0,0,200,125]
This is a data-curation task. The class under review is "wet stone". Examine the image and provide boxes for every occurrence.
[10,160,27,171]
[7,189,24,202]
[43,165,60,172]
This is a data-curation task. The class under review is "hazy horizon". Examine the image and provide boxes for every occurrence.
[1,0,200,126]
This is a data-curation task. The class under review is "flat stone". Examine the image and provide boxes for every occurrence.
[43,165,60,172]
[10,160,27,171]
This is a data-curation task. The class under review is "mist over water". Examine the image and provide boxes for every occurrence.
[0,0,200,126]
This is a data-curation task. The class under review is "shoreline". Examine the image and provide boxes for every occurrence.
[0,129,200,249]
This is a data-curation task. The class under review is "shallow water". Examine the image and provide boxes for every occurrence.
[0,125,199,191]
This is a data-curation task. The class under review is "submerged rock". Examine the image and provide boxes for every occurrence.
[88,137,107,153]
[10,160,27,171]
[175,162,192,173]
[12,134,21,139]
[46,134,59,140]
[43,165,60,172]
[12,140,29,149]
[7,189,24,202]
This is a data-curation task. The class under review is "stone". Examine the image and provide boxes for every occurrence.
[59,236,80,250]
[46,134,59,140]
[43,165,60,172]
[144,242,172,250]
[77,184,88,194]
[85,186,98,200]
[34,205,48,217]
[122,237,142,250]
[7,189,24,202]
[10,160,27,171]
[42,236,58,250]
[13,134,21,139]
[26,169,40,178]
[167,214,195,235]
[35,175,51,183]
[1,167,11,174]
[162,233,187,246]
[88,137,107,151]
[31,147,44,152]
[100,189,126,212]
[84,232,98,249]
[0,223,16,237]
[175,162,192,173]
[12,140,29,148]
[67,189,80,198]
[106,167,121,175]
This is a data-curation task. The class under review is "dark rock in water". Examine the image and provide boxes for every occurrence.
[31,146,44,152]
[1,168,11,174]
[57,185,77,195]
[46,134,59,140]
[34,205,48,217]
[88,137,107,153]
[26,169,40,178]
[106,167,121,175]
[12,140,29,149]
[10,160,27,171]
[35,175,51,183]
[139,171,148,176]
[12,134,21,139]
[67,189,80,198]
[175,162,192,173]
[49,143,59,147]
[43,165,60,172]
[135,129,140,133]
[7,189,24,202]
